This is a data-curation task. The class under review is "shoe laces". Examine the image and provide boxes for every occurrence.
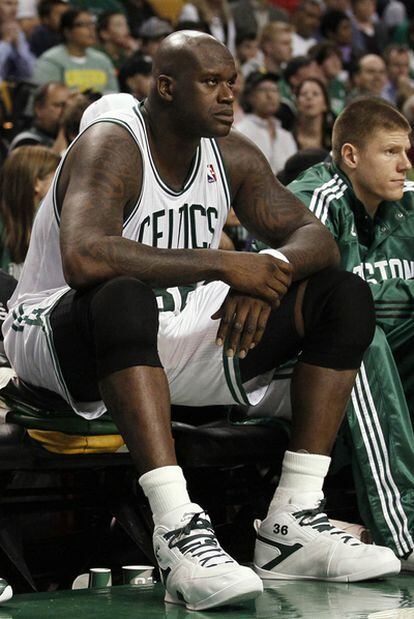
[292,500,361,546]
[164,512,234,568]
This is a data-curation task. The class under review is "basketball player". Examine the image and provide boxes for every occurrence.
[2,33,400,611]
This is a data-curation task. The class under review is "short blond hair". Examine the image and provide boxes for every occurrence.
[332,97,410,163]
[260,21,293,48]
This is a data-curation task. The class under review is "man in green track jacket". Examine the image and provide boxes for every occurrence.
[284,97,414,570]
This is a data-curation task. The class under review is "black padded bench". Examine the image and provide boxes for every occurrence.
[0,376,290,592]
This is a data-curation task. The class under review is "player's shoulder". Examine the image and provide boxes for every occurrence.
[216,127,273,176]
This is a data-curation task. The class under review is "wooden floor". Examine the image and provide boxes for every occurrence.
[2,575,414,618]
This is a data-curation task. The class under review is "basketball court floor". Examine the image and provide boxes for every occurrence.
[2,574,414,618]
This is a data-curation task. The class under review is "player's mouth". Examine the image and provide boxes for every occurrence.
[214,112,234,124]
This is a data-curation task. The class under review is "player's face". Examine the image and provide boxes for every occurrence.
[353,129,411,207]
[174,49,236,138]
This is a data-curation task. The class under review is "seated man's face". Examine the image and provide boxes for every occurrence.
[0,0,17,22]
[237,38,259,64]
[266,32,292,66]
[354,56,387,96]
[352,128,411,205]
[249,80,280,119]
[103,13,130,47]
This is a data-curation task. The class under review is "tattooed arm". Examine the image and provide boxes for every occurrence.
[58,121,293,306]
[219,131,340,281]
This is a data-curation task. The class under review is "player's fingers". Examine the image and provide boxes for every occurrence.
[215,296,237,346]
[238,303,263,359]
[250,305,272,348]
[226,303,251,358]
[260,286,281,308]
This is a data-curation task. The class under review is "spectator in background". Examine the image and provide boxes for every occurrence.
[382,43,414,106]
[96,10,138,71]
[70,0,124,15]
[231,0,288,39]
[236,71,297,174]
[235,31,260,71]
[310,41,348,114]
[324,0,350,8]
[348,53,387,99]
[138,17,172,60]
[29,0,70,57]
[16,0,39,39]
[122,0,155,39]
[179,0,236,55]
[277,55,321,127]
[320,10,355,70]
[294,77,334,150]
[232,65,245,125]
[9,81,69,150]
[52,89,100,152]
[243,21,293,76]
[33,8,119,94]
[0,145,60,279]
[118,52,151,100]
[291,0,322,56]
[0,0,35,81]
[350,0,388,54]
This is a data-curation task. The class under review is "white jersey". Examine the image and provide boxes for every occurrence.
[6,101,231,314]
[5,102,274,417]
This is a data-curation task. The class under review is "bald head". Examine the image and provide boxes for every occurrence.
[152,30,233,80]
[144,29,236,140]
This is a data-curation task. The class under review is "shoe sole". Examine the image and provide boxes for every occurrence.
[254,558,401,583]
[164,575,263,611]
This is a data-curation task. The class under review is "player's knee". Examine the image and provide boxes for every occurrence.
[301,268,375,370]
[88,277,160,379]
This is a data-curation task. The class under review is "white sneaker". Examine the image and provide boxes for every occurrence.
[153,503,263,611]
[253,500,400,582]
[0,579,12,604]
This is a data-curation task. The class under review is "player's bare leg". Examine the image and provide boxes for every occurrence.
[100,363,263,610]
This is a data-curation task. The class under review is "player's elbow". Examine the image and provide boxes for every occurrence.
[62,248,100,290]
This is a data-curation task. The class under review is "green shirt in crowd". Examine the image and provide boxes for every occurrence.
[33,44,119,94]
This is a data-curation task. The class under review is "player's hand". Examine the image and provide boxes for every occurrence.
[211,291,272,359]
[222,252,293,308]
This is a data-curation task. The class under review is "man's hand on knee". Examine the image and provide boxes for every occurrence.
[212,291,271,358]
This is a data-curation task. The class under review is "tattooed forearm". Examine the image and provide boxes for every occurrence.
[219,131,339,280]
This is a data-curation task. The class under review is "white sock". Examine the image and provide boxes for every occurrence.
[139,465,192,524]
[267,450,331,514]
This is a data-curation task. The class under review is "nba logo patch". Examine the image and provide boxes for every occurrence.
[207,164,217,183]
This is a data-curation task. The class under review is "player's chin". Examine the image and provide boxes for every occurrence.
[204,124,232,138]
[386,184,405,200]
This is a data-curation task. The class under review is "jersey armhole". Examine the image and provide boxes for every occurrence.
[52,117,144,227]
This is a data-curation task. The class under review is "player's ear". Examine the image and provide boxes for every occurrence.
[341,143,358,169]
[157,74,174,102]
